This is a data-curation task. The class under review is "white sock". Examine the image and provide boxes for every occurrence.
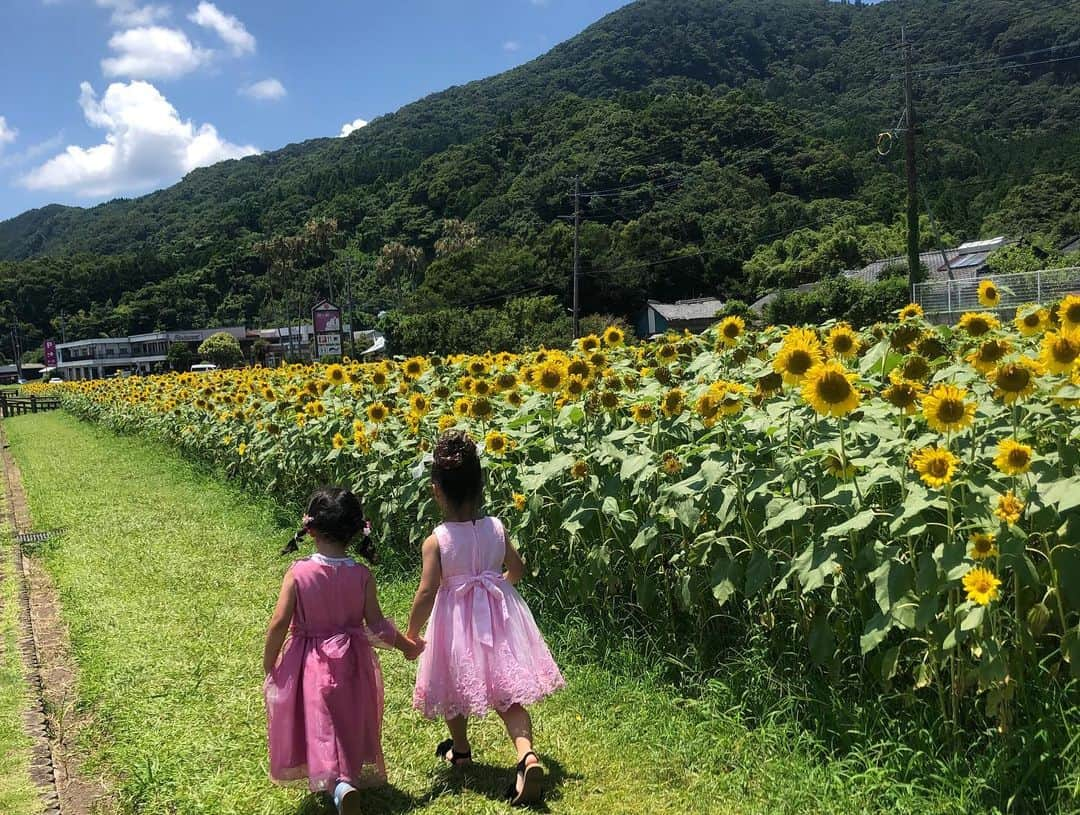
[333,780,356,810]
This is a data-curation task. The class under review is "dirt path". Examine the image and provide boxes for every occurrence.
[1,424,111,815]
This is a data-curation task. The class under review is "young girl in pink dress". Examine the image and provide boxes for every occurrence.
[264,487,422,815]
[407,431,565,807]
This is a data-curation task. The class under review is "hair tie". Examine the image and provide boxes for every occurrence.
[363,521,372,537]
[301,514,314,532]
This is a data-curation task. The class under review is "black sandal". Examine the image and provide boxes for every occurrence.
[436,738,472,766]
[505,751,544,807]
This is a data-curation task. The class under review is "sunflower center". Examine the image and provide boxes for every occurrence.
[1008,448,1030,468]
[724,323,740,339]
[1052,338,1079,365]
[1023,313,1041,327]
[936,397,966,423]
[539,370,562,389]
[786,350,814,376]
[815,371,853,404]
[973,538,992,555]
[985,286,997,300]
[926,456,949,478]
[904,357,930,379]
[1066,304,1080,324]
[967,318,990,336]
[997,365,1031,393]
[979,342,1006,363]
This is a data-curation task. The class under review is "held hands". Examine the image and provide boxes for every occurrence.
[400,634,426,661]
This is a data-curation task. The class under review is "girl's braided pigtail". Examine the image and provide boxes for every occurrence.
[353,521,377,564]
[279,528,306,556]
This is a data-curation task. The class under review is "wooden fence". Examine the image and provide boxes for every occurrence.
[0,394,61,418]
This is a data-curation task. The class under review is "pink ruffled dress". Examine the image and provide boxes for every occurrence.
[265,554,393,791]
[413,517,565,719]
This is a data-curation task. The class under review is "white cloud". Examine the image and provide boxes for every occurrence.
[339,118,368,138]
[502,40,521,53]
[96,0,171,27]
[188,2,254,56]
[102,26,211,79]
[240,78,286,101]
[21,80,258,197]
[0,117,16,151]
[0,134,66,171]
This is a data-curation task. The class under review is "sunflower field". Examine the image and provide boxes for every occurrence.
[50,292,1080,729]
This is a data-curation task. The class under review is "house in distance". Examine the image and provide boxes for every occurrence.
[636,297,725,338]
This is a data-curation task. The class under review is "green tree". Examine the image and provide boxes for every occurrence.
[197,332,244,368]
[167,342,196,372]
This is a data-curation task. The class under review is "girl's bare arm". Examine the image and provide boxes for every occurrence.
[406,534,442,640]
[263,570,296,675]
[364,575,422,659]
[501,519,525,585]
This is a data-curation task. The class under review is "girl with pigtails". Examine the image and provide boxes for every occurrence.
[263,487,423,815]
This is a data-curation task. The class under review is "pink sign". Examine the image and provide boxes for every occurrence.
[44,340,57,367]
[312,302,342,333]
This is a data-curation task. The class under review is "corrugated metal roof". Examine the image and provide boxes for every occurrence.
[955,236,1008,254]
[649,298,725,321]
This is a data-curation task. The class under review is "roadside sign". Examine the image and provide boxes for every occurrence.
[44,339,57,367]
[312,300,343,359]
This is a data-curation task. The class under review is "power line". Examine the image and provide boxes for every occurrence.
[905,40,1080,77]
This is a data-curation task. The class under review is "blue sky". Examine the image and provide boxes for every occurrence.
[0,0,631,220]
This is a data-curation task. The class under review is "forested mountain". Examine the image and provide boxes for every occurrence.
[2,0,1079,353]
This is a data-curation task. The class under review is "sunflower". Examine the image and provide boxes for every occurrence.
[409,393,431,416]
[917,332,950,362]
[237,442,247,457]
[661,451,683,475]
[757,371,783,396]
[1014,305,1048,337]
[966,339,1012,374]
[402,356,427,380]
[599,390,620,411]
[532,359,568,393]
[994,491,1025,525]
[802,361,860,417]
[468,358,489,377]
[883,376,924,414]
[910,446,959,488]
[325,364,347,386]
[332,432,346,450]
[994,438,1034,475]
[826,323,861,359]
[717,316,746,347]
[969,532,998,561]
[567,357,592,379]
[661,388,686,418]
[603,325,625,347]
[922,384,976,433]
[353,428,371,451]
[495,372,518,392]
[713,381,748,416]
[513,493,527,512]
[570,460,589,480]
[453,397,472,417]
[773,332,824,385]
[990,356,1043,403]
[978,279,1001,308]
[578,334,601,353]
[484,429,508,457]
[901,353,931,381]
[366,401,389,423]
[505,389,524,407]
[957,312,1000,337]
[472,378,492,397]
[1040,330,1080,374]
[656,343,679,364]
[437,414,456,433]
[890,323,921,351]
[822,452,856,480]
[631,402,656,425]
[695,392,721,427]
[1060,294,1080,332]
[898,303,924,322]
[433,383,451,400]
[962,567,1001,606]
[588,351,608,369]
[469,396,494,420]
[371,369,388,387]
[565,375,588,398]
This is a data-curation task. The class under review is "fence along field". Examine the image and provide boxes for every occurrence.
[43,291,1080,792]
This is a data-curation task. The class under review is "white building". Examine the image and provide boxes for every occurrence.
[56,327,246,380]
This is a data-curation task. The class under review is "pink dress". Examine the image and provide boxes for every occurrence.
[413,517,565,719]
[264,554,389,791]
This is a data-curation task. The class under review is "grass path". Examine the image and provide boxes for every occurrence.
[0,487,42,814]
[5,413,963,815]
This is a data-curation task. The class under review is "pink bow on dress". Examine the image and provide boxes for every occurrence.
[445,571,510,648]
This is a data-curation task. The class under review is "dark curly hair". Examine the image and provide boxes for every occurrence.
[280,486,376,562]
[432,430,483,509]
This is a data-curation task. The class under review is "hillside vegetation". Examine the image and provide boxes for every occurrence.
[1,0,1079,352]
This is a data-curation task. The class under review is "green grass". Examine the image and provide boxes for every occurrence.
[5,412,982,815]
[0,490,43,814]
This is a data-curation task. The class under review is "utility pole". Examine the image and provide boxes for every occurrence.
[572,176,581,340]
[903,30,921,294]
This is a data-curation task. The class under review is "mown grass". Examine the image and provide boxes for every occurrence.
[6,411,990,814]
[0,489,43,814]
